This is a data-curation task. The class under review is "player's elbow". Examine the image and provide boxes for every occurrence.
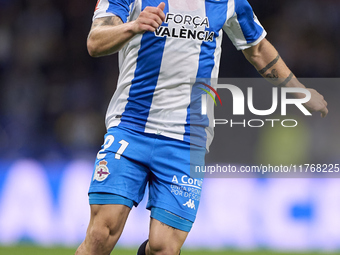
[242,39,270,66]
[87,38,101,58]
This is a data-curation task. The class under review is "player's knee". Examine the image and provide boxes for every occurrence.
[148,239,180,255]
[87,224,112,250]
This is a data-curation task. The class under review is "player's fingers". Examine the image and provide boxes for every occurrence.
[157,2,166,11]
[139,13,163,27]
[139,14,162,29]
[157,2,166,20]
[140,23,158,32]
[144,20,160,30]
[320,107,328,118]
[147,12,163,26]
[145,5,165,21]
[159,8,165,22]
[323,99,328,107]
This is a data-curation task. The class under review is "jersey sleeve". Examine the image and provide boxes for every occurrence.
[223,0,267,50]
[93,0,133,23]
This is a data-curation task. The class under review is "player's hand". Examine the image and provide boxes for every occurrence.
[132,2,165,34]
[303,88,328,118]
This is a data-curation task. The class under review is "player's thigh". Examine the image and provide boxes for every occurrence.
[148,218,188,254]
[87,204,131,242]
[148,139,206,230]
[90,126,152,205]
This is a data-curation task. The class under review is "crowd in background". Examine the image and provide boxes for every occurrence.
[0,0,339,162]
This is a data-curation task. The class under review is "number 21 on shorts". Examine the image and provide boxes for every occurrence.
[97,135,129,160]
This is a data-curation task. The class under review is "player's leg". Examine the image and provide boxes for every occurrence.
[136,207,193,255]
[76,203,131,255]
[147,217,188,255]
[77,126,152,254]
[139,138,206,255]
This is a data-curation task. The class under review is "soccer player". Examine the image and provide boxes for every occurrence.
[75,1,328,254]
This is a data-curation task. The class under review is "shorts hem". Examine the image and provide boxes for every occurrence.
[151,207,193,232]
[147,200,197,223]
[89,192,134,208]
[88,187,142,206]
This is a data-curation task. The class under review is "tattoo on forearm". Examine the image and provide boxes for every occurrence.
[265,69,279,81]
[91,16,123,30]
[258,54,280,75]
[278,72,294,87]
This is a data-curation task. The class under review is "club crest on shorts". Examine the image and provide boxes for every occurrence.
[93,160,110,181]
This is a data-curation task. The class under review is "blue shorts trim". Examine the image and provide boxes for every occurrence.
[89,192,134,209]
[151,207,193,232]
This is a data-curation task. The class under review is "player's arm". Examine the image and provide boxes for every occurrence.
[243,38,328,117]
[87,2,165,57]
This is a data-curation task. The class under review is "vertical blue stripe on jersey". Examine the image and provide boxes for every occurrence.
[235,0,263,43]
[119,0,169,132]
[107,0,135,23]
[184,1,228,147]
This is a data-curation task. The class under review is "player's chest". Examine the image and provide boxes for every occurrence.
[134,0,229,33]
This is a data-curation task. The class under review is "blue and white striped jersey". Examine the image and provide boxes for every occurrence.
[93,0,266,150]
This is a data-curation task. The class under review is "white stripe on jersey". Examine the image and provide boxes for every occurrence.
[126,0,140,23]
[105,1,143,128]
[211,32,222,80]
[227,0,235,21]
[205,30,223,149]
[223,16,249,50]
[144,1,207,140]
[93,0,113,21]
[223,0,249,50]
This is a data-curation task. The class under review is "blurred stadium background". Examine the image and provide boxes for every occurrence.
[0,0,340,254]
